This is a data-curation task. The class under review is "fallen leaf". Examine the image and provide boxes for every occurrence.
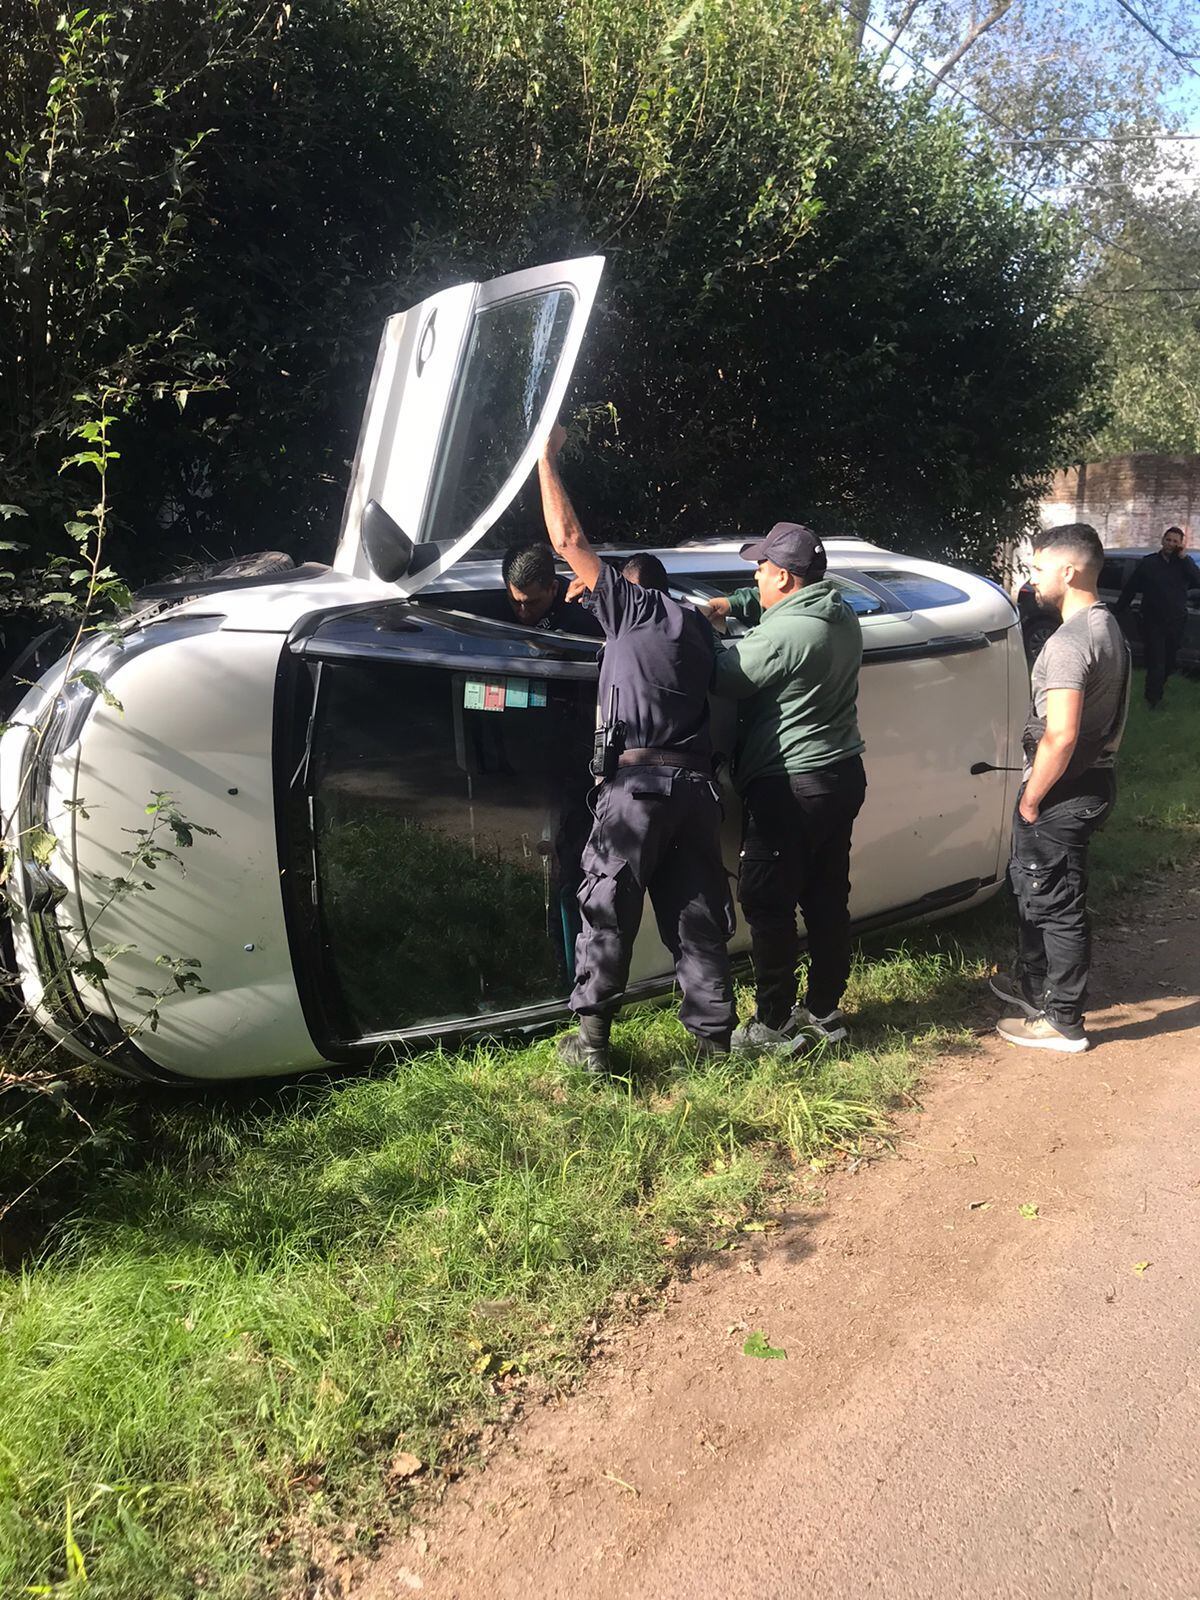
[742,1329,787,1360]
[967,1199,992,1211]
[387,1451,425,1483]
[740,1220,779,1233]
[1018,1203,1040,1219]
[1132,1260,1151,1277]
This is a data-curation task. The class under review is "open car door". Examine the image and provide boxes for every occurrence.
[334,256,604,594]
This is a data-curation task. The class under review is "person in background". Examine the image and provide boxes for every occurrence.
[991,522,1130,1054]
[501,542,602,636]
[537,425,735,1073]
[1115,525,1200,709]
[703,524,866,1051]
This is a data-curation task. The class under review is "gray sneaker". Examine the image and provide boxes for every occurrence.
[731,1016,794,1052]
[995,1012,1090,1054]
[791,1007,849,1046]
[988,970,1043,1019]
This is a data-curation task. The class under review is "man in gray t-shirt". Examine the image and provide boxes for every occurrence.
[991,523,1131,1055]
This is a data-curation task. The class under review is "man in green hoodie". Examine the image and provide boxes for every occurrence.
[705,524,866,1049]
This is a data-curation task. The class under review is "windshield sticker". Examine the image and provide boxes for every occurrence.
[463,677,548,711]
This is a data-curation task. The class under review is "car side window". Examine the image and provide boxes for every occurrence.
[1098,560,1127,592]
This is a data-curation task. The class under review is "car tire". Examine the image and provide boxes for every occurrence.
[1023,616,1058,663]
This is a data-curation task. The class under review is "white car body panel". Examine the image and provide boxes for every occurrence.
[2,541,1021,1082]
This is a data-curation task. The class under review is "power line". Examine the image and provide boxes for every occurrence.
[999,133,1200,145]
[843,2,1200,289]
[1111,0,1200,76]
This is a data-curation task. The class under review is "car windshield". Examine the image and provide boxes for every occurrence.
[305,657,596,1035]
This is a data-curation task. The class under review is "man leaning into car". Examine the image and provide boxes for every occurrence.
[535,424,735,1074]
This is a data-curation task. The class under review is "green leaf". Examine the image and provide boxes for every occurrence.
[72,957,110,985]
[742,1329,787,1360]
[70,669,123,712]
[25,826,58,867]
[1132,1260,1151,1277]
[0,505,28,520]
[1018,1203,1039,1219]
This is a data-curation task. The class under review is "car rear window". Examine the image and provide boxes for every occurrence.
[861,570,968,609]
[1098,560,1129,591]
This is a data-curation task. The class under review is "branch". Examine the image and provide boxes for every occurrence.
[877,0,924,68]
[930,0,1016,84]
[846,0,871,53]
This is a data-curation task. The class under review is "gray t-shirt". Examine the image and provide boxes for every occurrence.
[1023,604,1130,780]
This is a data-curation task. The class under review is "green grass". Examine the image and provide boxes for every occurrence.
[0,671,1195,1599]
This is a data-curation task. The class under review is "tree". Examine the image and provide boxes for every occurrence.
[1,0,1104,587]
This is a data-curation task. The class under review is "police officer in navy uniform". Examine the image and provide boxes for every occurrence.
[537,423,735,1072]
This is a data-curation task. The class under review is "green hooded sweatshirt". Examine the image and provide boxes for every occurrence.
[712,580,865,787]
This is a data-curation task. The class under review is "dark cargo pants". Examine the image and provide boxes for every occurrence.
[737,755,867,1028]
[1141,612,1186,707]
[570,767,736,1045]
[1008,774,1114,1029]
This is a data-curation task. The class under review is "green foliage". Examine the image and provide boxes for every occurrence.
[1,0,1100,588]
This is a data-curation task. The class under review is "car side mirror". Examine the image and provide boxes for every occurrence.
[362,499,415,582]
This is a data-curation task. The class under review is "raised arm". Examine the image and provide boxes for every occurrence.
[537,425,602,591]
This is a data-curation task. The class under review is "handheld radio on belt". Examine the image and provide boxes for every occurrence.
[590,686,625,781]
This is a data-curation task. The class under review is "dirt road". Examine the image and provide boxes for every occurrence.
[363,881,1200,1600]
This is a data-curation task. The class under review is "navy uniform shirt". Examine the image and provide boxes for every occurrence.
[1118,551,1200,621]
[586,564,714,760]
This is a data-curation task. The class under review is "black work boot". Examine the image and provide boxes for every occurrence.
[556,1014,611,1075]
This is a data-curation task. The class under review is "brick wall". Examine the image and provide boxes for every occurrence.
[1040,454,1200,549]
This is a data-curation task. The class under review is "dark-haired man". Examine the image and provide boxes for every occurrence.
[991,522,1130,1054]
[1115,524,1200,708]
[704,524,866,1050]
[501,542,602,636]
[537,426,734,1072]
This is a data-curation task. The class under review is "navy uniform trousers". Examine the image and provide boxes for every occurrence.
[570,765,736,1044]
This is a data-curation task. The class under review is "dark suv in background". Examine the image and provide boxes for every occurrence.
[1017,546,1200,666]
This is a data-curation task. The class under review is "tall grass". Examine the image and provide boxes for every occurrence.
[0,673,1194,1599]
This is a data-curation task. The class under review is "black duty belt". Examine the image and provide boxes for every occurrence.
[617,747,711,774]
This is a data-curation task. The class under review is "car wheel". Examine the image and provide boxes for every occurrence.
[1023,617,1057,663]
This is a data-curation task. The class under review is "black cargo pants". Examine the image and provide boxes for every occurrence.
[1141,612,1186,706]
[1008,773,1115,1029]
[737,755,867,1028]
[570,766,736,1045]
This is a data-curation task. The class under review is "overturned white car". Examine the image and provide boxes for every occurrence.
[1,257,1025,1082]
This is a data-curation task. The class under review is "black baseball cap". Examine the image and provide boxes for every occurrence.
[739,522,827,580]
